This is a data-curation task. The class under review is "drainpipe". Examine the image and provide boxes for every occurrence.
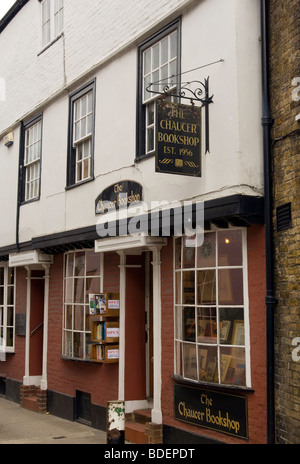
[260,0,277,445]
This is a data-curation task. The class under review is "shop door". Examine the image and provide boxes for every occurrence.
[145,252,153,399]
[125,255,146,401]
[29,272,44,377]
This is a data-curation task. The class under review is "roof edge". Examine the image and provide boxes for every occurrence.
[0,0,30,34]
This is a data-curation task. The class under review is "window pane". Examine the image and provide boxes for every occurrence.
[220,346,246,386]
[170,31,178,59]
[175,306,182,340]
[197,270,216,305]
[144,74,151,101]
[161,37,168,64]
[219,307,244,345]
[81,117,87,138]
[6,308,13,326]
[175,272,181,305]
[147,101,155,125]
[161,64,168,85]
[197,307,217,344]
[218,269,243,305]
[73,332,84,358]
[66,254,74,277]
[64,331,72,357]
[175,341,183,377]
[86,251,100,276]
[74,306,84,331]
[198,346,218,383]
[0,288,3,306]
[183,343,197,380]
[74,278,84,304]
[64,278,73,304]
[146,127,154,152]
[65,305,73,330]
[83,159,90,179]
[218,230,243,266]
[0,268,4,285]
[144,48,151,75]
[74,252,85,276]
[175,237,182,270]
[197,232,216,268]
[182,237,195,268]
[152,43,159,69]
[6,328,13,348]
[182,271,195,305]
[183,307,195,342]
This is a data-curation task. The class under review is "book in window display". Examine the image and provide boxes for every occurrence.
[88,292,120,363]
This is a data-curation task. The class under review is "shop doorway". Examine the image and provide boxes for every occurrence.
[124,252,153,405]
[29,271,45,378]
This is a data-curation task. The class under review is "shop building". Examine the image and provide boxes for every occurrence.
[0,0,271,444]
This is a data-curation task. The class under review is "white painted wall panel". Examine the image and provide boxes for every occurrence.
[0,0,263,247]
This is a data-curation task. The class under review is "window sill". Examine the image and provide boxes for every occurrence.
[38,33,64,56]
[135,152,155,163]
[20,196,40,207]
[65,176,95,191]
[171,374,254,394]
[60,355,102,365]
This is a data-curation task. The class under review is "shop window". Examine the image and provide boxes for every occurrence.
[67,80,96,188]
[0,265,15,354]
[174,229,250,387]
[63,250,103,360]
[136,19,181,159]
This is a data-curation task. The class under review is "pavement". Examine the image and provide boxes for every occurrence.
[0,397,108,444]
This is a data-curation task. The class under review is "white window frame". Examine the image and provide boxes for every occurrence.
[0,265,16,354]
[41,0,64,49]
[137,19,181,159]
[62,250,103,360]
[73,91,93,184]
[174,228,251,388]
[24,119,42,202]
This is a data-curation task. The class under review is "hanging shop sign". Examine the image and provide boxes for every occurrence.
[156,100,202,177]
[95,181,143,215]
[174,383,248,440]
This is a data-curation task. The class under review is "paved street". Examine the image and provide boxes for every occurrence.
[0,397,108,444]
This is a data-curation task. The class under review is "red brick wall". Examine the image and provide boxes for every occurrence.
[161,227,268,444]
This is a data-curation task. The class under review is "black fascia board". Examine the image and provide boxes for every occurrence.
[0,194,265,257]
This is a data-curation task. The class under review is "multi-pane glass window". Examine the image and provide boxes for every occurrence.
[0,266,15,353]
[174,229,250,387]
[24,120,42,202]
[142,29,178,154]
[137,21,180,158]
[67,81,95,187]
[73,91,93,183]
[63,251,102,360]
[41,0,64,48]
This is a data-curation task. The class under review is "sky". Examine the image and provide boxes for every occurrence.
[0,0,16,20]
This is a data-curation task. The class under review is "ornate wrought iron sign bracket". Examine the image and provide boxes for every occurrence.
[146,77,213,153]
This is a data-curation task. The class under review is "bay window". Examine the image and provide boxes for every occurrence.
[174,229,251,388]
[63,250,103,360]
